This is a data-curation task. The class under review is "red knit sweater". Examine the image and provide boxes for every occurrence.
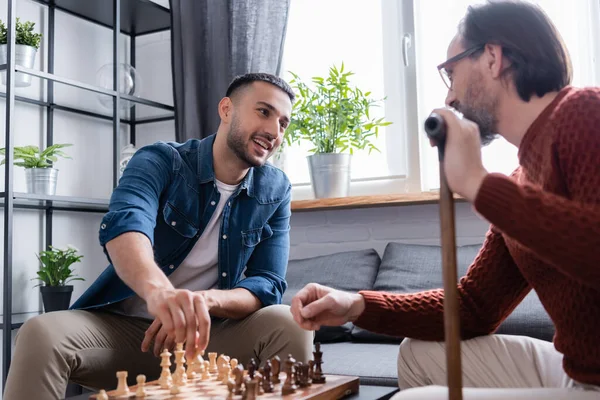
[354,86,600,385]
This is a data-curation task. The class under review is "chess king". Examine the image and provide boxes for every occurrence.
[3,73,313,400]
[291,1,600,400]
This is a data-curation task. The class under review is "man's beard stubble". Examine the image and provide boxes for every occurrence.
[453,75,499,146]
[226,114,264,168]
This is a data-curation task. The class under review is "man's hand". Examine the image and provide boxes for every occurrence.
[290,283,365,330]
[141,318,179,357]
[429,108,489,202]
[143,289,211,360]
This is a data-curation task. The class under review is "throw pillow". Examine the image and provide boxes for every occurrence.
[283,248,381,343]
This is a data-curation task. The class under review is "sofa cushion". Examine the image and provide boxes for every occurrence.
[351,242,555,343]
[320,342,399,387]
[283,248,381,343]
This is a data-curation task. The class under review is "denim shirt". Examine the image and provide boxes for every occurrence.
[70,134,292,310]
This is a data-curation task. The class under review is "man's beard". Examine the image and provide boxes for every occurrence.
[226,115,265,168]
[454,76,499,146]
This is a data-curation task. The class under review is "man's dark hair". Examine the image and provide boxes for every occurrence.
[459,0,572,102]
[226,72,295,103]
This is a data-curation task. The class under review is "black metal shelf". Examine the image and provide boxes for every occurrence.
[31,0,171,36]
[0,192,110,213]
[2,65,175,113]
[0,311,41,330]
[0,92,175,125]
[1,0,174,387]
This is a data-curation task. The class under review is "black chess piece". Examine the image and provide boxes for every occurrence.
[297,364,311,387]
[282,354,298,395]
[248,358,257,380]
[312,342,326,383]
[270,355,281,384]
[262,360,274,393]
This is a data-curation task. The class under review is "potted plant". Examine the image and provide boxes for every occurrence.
[0,143,72,195]
[0,18,43,87]
[286,63,392,198]
[33,245,84,312]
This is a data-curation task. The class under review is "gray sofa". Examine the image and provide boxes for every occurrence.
[281,242,556,387]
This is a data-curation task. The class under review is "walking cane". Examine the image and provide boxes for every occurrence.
[424,113,463,400]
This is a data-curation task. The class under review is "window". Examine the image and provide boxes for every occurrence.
[414,0,600,191]
[280,0,600,197]
[279,0,408,193]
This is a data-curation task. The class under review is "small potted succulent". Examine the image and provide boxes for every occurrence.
[0,143,72,195]
[33,245,84,312]
[0,18,43,87]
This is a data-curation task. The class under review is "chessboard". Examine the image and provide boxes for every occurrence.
[88,342,360,400]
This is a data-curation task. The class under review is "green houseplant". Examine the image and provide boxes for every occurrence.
[0,18,43,87]
[33,245,84,312]
[286,63,391,198]
[0,143,72,195]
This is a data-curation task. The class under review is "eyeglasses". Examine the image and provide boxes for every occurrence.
[437,45,484,90]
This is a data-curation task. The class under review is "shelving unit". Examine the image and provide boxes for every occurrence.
[1,0,174,387]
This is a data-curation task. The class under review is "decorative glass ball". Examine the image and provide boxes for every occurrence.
[96,63,142,110]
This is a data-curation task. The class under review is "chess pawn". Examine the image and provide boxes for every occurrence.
[270,355,281,384]
[170,384,181,395]
[230,358,238,371]
[202,360,211,380]
[159,348,173,389]
[115,371,130,397]
[135,374,147,397]
[97,389,108,400]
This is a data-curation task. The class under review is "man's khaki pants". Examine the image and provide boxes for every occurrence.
[3,305,313,400]
[392,334,600,400]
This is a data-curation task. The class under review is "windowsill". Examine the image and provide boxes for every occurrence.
[291,192,466,212]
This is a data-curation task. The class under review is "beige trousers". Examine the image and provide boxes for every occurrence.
[392,334,600,400]
[3,305,313,400]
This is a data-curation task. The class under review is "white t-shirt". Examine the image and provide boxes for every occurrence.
[110,179,239,320]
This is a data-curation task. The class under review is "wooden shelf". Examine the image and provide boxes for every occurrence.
[291,192,465,212]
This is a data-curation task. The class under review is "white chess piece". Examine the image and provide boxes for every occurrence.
[170,384,181,395]
[97,389,108,400]
[158,348,173,389]
[208,352,218,374]
[173,343,187,386]
[135,374,146,397]
[114,371,130,397]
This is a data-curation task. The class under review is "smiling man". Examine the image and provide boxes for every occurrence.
[3,73,313,400]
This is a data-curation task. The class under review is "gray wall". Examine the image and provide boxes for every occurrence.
[289,202,488,260]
